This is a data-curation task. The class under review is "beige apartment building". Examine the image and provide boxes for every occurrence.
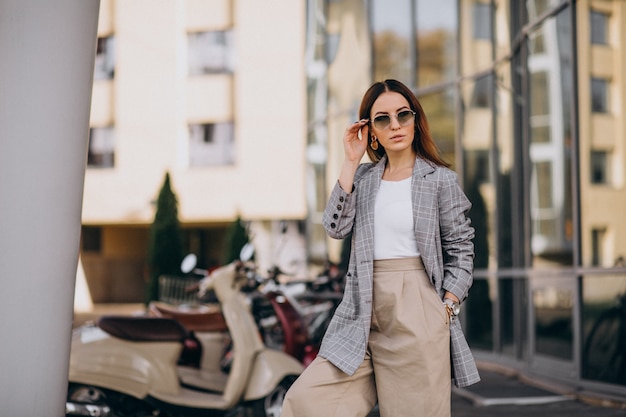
[82,0,308,302]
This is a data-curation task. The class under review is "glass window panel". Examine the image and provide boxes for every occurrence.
[495,63,516,268]
[591,228,606,266]
[591,77,609,113]
[590,10,609,45]
[531,124,551,144]
[529,29,546,54]
[189,122,235,166]
[534,161,553,210]
[188,30,235,75]
[372,0,413,84]
[464,277,494,350]
[533,285,574,360]
[527,0,550,18]
[94,36,115,80]
[500,278,527,357]
[418,89,456,166]
[530,71,549,117]
[88,126,115,168]
[472,2,492,40]
[81,226,102,252]
[416,0,457,87]
[582,274,626,385]
[528,10,574,267]
[470,74,493,108]
[590,150,610,185]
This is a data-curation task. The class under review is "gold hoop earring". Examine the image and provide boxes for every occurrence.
[370,137,379,150]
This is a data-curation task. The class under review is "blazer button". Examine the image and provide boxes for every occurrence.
[330,222,336,228]
[333,214,338,219]
[337,204,342,210]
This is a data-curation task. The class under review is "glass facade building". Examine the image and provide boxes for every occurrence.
[306,0,626,394]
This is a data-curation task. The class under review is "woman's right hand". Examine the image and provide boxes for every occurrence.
[338,119,369,193]
[343,119,369,163]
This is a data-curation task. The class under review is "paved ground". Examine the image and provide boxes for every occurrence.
[366,366,626,417]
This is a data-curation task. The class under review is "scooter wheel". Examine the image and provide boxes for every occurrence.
[248,376,297,417]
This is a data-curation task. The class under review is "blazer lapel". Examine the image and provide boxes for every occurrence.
[411,158,437,280]
[360,156,386,267]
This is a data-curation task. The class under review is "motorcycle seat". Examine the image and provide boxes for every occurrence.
[148,301,228,333]
[97,315,189,342]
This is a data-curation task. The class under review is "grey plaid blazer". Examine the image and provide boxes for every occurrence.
[319,155,480,388]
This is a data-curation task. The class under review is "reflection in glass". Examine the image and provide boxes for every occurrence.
[472,2,491,40]
[582,275,626,385]
[464,277,493,350]
[533,285,573,360]
[470,75,493,108]
[495,63,515,269]
[590,150,610,185]
[415,0,457,87]
[500,278,515,355]
[372,0,413,83]
[591,77,609,113]
[419,89,456,165]
[590,10,609,45]
[527,10,574,267]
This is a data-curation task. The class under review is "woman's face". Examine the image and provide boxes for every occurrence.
[369,92,416,156]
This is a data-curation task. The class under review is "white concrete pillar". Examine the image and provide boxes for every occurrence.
[0,0,100,415]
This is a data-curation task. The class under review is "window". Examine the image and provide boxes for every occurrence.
[87,126,115,168]
[590,150,610,185]
[590,10,609,45]
[188,30,235,75]
[529,29,546,54]
[371,0,413,84]
[472,2,491,40]
[81,226,102,252]
[94,36,115,80]
[591,78,609,113]
[530,71,550,117]
[470,74,492,108]
[534,161,553,210]
[591,227,606,266]
[189,122,235,166]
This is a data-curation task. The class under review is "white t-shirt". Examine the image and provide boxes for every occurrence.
[374,177,420,260]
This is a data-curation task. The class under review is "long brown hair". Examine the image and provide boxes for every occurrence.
[359,79,450,167]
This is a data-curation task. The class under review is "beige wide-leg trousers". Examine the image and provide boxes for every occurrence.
[281,257,451,417]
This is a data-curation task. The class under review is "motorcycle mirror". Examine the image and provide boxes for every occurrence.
[239,243,254,262]
[181,254,198,273]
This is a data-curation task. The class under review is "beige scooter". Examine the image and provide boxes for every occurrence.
[66,259,304,417]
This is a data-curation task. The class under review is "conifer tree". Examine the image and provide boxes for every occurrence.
[223,215,250,264]
[146,172,184,304]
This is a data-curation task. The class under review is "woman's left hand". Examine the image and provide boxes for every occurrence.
[443,291,459,303]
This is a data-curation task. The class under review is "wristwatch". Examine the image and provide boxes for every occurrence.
[444,298,461,318]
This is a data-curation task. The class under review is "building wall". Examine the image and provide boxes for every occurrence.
[578,0,626,268]
[85,0,307,225]
[81,0,308,302]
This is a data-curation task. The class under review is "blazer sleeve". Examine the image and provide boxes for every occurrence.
[322,164,370,239]
[438,169,475,302]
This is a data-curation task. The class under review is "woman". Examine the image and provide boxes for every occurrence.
[281,79,479,417]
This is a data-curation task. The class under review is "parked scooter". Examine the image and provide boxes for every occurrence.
[259,262,342,351]
[66,254,303,417]
[161,250,319,367]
